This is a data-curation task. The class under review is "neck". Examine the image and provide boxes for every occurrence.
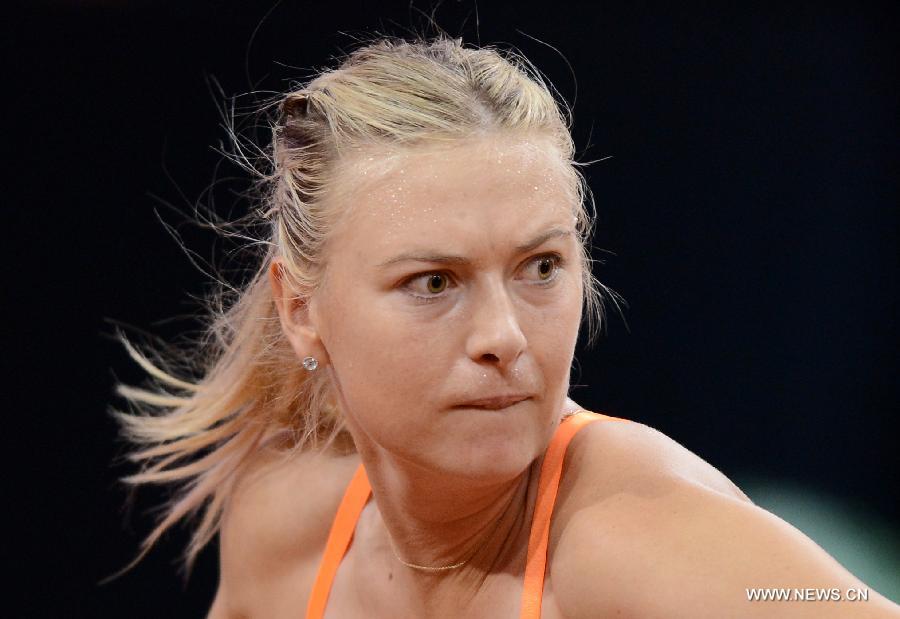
[359,448,541,590]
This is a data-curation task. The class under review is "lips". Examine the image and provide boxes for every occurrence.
[455,395,530,410]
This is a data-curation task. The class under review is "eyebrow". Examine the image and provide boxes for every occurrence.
[376,227,575,268]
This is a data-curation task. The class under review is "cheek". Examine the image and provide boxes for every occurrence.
[526,278,583,373]
[530,301,581,366]
[321,289,449,427]
[531,265,584,327]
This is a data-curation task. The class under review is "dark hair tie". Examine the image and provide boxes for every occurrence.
[280,92,310,120]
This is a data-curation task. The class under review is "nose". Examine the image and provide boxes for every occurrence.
[464,276,527,368]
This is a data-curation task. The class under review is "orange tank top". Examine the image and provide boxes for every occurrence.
[305,410,630,618]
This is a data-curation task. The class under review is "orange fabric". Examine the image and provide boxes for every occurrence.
[305,464,372,618]
[305,410,630,618]
[519,410,630,618]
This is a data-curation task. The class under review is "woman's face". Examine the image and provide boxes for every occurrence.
[310,133,584,480]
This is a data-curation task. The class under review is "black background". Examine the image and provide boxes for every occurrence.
[4,1,898,617]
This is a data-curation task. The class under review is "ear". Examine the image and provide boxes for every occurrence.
[269,257,330,367]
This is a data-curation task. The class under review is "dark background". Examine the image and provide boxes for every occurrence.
[4,1,897,617]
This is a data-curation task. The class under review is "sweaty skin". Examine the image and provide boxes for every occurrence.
[207,134,900,618]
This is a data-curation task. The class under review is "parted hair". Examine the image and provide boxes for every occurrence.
[109,33,620,580]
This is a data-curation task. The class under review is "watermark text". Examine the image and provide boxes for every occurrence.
[746,587,869,602]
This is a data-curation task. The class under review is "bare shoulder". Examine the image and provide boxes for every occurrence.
[556,414,751,506]
[211,437,360,618]
[549,416,900,618]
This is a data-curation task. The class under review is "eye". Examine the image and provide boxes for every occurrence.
[424,273,449,294]
[402,272,454,302]
[522,253,564,285]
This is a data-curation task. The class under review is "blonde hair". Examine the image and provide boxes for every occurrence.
[108,34,623,580]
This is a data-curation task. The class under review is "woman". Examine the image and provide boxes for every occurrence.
[112,36,899,618]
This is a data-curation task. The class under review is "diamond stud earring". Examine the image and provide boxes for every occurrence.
[302,356,318,371]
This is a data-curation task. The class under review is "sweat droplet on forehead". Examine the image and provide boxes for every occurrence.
[327,135,576,259]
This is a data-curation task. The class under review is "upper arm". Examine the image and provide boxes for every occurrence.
[211,451,300,618]
[211,447,358,617]
[555,477,900,618]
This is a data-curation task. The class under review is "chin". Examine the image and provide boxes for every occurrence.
[431,413,545,482]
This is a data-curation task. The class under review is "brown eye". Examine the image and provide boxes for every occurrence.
[526,254,562,284]
[425,274,448,294]
[536,257,555,280]
[401,271,454,303]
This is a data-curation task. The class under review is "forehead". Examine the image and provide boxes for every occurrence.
[326,134,577,250]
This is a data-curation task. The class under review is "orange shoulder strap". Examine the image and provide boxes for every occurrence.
[305,463,372,619]
[519,410,631,619]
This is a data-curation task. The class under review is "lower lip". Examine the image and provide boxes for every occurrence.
[455,398,528,411]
